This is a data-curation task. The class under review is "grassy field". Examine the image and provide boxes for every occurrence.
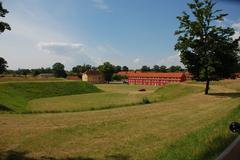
[27,84,201,113]
[0,80,239,160]
[0,81,101,112]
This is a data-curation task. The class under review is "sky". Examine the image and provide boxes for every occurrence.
[0,0,240,70]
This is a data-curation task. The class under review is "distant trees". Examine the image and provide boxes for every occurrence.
[152,65,160,72]
[114,65,122,73]
[72,64,92,75]
[98,62,115,83]
[31,67,53,76]
[0,57,7,74]
[159,65,167,72]
[139,65,183,72]
[52,62,67,78]
[0,2,11,33]
[122,66,129,71]
[175,0,240,94]
[167,65,184,72]
[141,65,151,72]
[112,74,128,81]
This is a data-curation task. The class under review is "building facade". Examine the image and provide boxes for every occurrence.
[117,71,186,86]
[82,71,105,84]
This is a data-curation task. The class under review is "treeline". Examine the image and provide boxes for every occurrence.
[139,65,184,72]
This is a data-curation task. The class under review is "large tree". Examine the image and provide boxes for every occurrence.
[98,62,115,83]
[175,0,240,94]
[52,62,67,78]
[0,2,11,33]
[0,57,7,74]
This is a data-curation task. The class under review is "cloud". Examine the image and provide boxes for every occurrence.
[232,22,240,31]
[38,42,84,56]
[158,53,183,67]
[92,0,111,12]
[38,42,96,67]
[232,22,240,41]
[133,58,140,64]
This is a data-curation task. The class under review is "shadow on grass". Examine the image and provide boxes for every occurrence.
[208,92,240,98]
[105,154,131,160]
[0,104,12,111]
[197,134,237,160]
[0,150,131,160]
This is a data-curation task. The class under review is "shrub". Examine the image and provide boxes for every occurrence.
[142,97,150,104]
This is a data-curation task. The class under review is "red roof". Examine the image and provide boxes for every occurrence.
[117,71,185,78]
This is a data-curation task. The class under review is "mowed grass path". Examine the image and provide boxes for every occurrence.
[27,84,200,112]
[0,80,239,160]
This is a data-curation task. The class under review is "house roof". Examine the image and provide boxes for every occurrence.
[117,71,185,78]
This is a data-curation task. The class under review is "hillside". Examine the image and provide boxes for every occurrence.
[0,81,101,112]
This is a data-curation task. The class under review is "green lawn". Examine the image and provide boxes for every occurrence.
[0,80,239,160]
[27,84,201,113]
[0,81,101,112]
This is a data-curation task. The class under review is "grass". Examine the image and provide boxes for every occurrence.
[0,81,101,112]
[0,80,239,159]
[27,83,201,113]
[156,105,240,160]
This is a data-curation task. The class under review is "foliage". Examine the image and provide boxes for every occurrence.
[167,65,184,72]
[141,65,151,72]
[0,57,7,74]
[72,64,93,75]
[142,97,150,104]
[159,65,167,72]
[31,67,53,76]
[112,74,128,81]
[114,65,122,73]
[122,66,129,71]
[16,69,31,77]
[0,2,11,33]
[98,62,115,82]
[175,0,240,94]
[52,62,67,78]
[152,65,160,72]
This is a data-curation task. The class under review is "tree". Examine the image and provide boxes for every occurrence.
[52,62,67,78]
[141,65,151,72]
[168,65,184,72]
[98,62,115,83]
[175,0,240,94]
[0,2,11,33]
[114,65,122,73]
[152,65,160,72]
[0,57,7,74]
[122,66,129,71]
[159,65,167,72]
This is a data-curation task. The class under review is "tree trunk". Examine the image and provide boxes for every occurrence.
[205,79,210,95]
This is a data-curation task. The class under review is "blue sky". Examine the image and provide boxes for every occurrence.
[0,0,240,70]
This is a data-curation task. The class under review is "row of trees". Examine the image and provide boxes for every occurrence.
[140,65,184,72]
[0,57,188,83]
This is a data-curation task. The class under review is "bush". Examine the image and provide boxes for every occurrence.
[142,97,150,104]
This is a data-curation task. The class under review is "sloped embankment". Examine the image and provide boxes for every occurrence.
[0,81,101,112]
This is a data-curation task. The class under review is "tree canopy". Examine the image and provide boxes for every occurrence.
[98,62,115,82]
[175,0,240,94]
[0,57,7,74]
[0,2,11,33]
[52,62,67,78]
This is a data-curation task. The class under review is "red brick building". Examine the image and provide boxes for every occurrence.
[117,71,186,86]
